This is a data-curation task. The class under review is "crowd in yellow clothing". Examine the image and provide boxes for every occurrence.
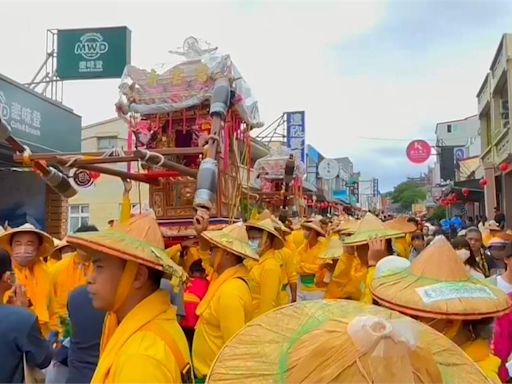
[4,204,512,384]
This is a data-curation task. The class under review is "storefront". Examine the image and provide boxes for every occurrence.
[0,73,81,238]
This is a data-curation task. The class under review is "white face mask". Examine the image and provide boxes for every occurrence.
[248,239,261,253]
[456,249,471,262]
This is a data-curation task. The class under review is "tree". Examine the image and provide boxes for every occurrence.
[429,206,446,223]
[390,181,426,212]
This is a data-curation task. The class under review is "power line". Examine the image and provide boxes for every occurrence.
[356,136,435,143]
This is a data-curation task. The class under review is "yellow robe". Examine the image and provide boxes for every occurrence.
[393,237,411,259]
[325,252,366,300]
[51,253,92,321]
[192,264,252,378]
[91,290,190,383]
[297,238,328,293]
[462,339,501,384]
[286,229,305,252]
[278,246,298,305]
[248,249,283,318]
[11,260,59,337]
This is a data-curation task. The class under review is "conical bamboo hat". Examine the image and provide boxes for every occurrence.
[207,300,491,384]
[371,236,511,319]
[67,214,187,286]
[343,213,403,246]
[384,217,417,234]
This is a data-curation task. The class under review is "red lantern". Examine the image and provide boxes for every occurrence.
[479,178,489,187]
[89,171,101,180]
[499,163,510,173]
[462,188,470,197]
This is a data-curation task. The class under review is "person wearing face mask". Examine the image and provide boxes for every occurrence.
[451,237,485,279]
[0,250,53,383]
[192,217,258,383]
[0,224,58,338]
[245,216,285,317]
[50,225,98,329]
[296,219,328,301]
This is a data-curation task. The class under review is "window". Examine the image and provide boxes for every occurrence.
[118,202,140,215]
[68,204,89,233]
[447,124,452,133]
[97,136,118,151]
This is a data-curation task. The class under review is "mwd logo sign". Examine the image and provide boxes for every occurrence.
[74,33,109,60]
[57,26,131,80]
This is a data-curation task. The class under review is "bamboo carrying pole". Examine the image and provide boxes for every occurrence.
[52,158,161,186]
[0,118,78,198]
[12,147,204,163]
[133,149,198,178]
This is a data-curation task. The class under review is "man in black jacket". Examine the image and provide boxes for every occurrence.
[0,251,52,383]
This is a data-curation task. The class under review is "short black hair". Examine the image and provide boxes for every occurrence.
[0,250,12,277]
[407,217,419,225]
[74,224,99,233]
[189,259,205,275]
[411,232,425,241]
[148,268,164,289]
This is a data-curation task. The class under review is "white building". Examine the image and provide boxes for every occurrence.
[433,115,481,185]
[358,178,380,211]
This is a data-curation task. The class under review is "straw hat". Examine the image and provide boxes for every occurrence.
[375,255,411,278]
[66,214,187,286]
[371,236,511,320]
[301,219,326,236]
[245,217,285,249]
[334,219,360,235]
[320,237,344,259]
[201,222,259,260]
[48,238,72,260]
[343,213,404,246]
[384,217,417,234]
[207,300,491,384]
[254,209,291,234]
[0,223,54,259]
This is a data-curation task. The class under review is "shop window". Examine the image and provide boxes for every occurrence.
[98,136,118,151]
[68,204,90,233]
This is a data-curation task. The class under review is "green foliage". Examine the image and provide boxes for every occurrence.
[390,181,426,211]
[429,206,447,222]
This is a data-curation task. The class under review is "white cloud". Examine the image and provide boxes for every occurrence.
[0,0,498,190]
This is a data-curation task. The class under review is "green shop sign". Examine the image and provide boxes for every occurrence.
[0,73,81,153]
[57,26,131,80]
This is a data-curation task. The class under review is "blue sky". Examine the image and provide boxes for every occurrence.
[1,0,511,192]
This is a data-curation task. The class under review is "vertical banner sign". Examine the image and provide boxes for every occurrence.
[57,26,131,80]
[286,111,306,162]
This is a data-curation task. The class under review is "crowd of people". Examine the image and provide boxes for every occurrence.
[2,193,512,383]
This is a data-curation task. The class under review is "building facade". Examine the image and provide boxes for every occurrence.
[477,34,512,224]
[68,117,149,232]
[433,115,480,185]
